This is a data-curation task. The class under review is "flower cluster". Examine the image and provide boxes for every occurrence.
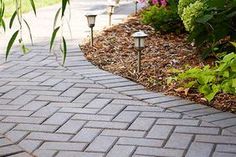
[138,0,168,7]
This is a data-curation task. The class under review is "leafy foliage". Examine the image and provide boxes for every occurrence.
[0,0,70,65]
[178,0,236,57]
[181,1,205,32]
[141,0,183,33]
[177,0,195,17]
[174,43,236,102]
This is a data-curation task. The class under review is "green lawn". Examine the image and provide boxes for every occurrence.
[4,0,61,18]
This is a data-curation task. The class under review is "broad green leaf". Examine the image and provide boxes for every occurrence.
[9,11,17,29]
[62,36,67,65]
[49,26,60,52]
[230,42,236,48]
[6,30,19,60]
[29,0,37,15]
[205,85,220,102]
[232,79,236,88]
[196,14,213,24]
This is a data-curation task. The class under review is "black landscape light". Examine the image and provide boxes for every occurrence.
[85,14,97,46]
[132,30,148,73]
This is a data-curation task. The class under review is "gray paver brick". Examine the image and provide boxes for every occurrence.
[107,145,135,157]
[61,87,85,97]
[1,89,26,99]
[9,152,32,157]
[71,128,101,143]
[198,112,236,122]
[36,95,73,102]
[212,118,236,128]
[20,101,48,111]
[156,118,199,126]
[186,142,214,157]
[101,129,145,138]
[165,133,193,149]
[147,125,173,139]
[27,132,72,141]
[56,120,86,134]
[72,114,113,121]
[85,98,111,109]
[85,121,128,129]
[113,111,139,123]
[10,95,37,105]
[6,130,29,143]
[14,124,58,132]
[33,149,57,157]
[117,137,163,147]
[19,140,42,153]
[86,136,117,152]
[43,113,73,125]
[55,151,104,157]
[140,111,181,118]
[0,145,23,156]
[0,110,32,116]
[3,116,45,124]
[0,123,16,134]
[175,126,220,135]
[216,144,236,153]
[31,106,59,117]
[98,104,125,115]
[0,138,12,147]
[195,135,236,144]
[125,106,164,112]
[40,142,87,151]
[59,107,99,114]
[129,117,155,131]
[213,152,236,157]
[135,147,184,157]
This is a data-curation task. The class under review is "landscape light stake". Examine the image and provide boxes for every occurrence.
[107,4,115,26]
[85,14,97,46]
[132,30,148,73]
[134,0,138,14]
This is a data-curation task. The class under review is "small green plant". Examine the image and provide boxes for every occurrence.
[172,43,236,102]
[141,0,183,33]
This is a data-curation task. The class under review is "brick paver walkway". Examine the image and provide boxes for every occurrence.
[0,1,236,157]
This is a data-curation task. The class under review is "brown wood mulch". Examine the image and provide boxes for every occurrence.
[81,14,236,113]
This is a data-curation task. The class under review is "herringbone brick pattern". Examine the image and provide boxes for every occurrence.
[0,1,236,157]
[0,43,235,157]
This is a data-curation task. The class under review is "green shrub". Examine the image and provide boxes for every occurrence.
[172,42,236,102]
[181,1,205,32]
[141,0,183,33]
[177,0,195,17]
[179,0,236,57]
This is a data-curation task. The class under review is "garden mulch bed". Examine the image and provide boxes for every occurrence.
[81,14,236,113]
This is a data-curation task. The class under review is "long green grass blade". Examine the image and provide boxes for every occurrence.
[6,30,19,60]
[62,0,68,17]
[9,11,17,28]
[62,36,67,65]
[29,0,37,15]
[50,26,60,52]
[23,19,33,45]
[53,8,61,29]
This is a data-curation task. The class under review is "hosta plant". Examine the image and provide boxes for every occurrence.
[172,42,236,102]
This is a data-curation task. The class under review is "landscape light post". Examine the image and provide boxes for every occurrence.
[132,30,148,73]
[85,14,97,46]
[107,4,115,26]
[134,0,138,14]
